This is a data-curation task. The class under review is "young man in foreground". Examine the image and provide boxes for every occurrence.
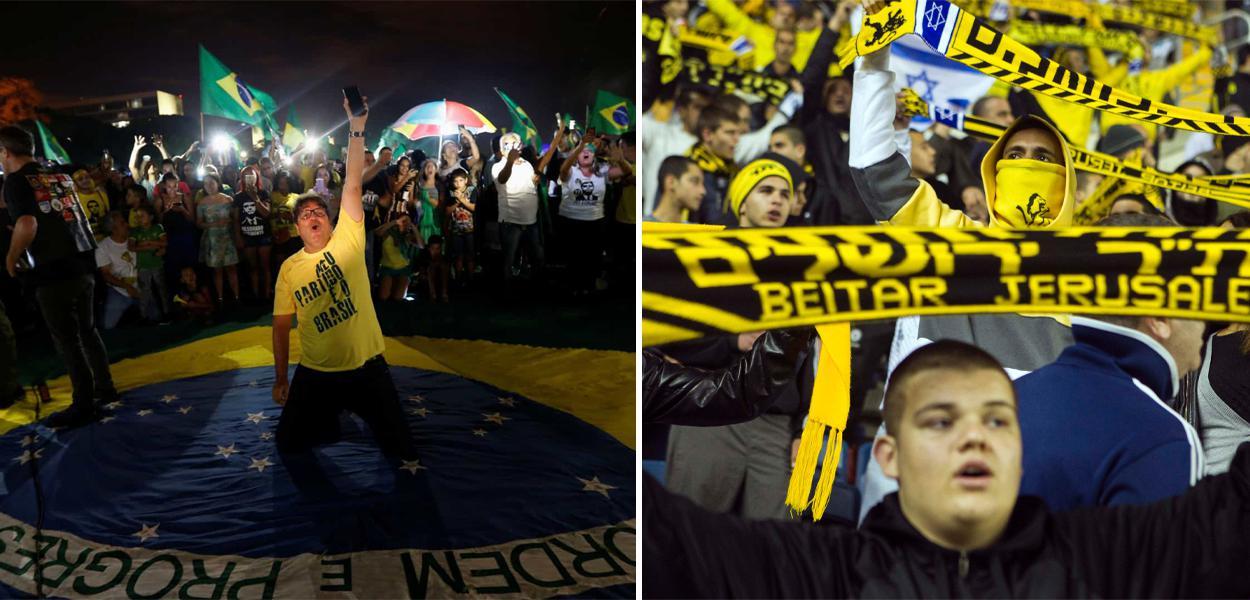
[644,340,1250,597]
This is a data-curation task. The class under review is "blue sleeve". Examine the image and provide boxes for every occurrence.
[1103,439,1196,506]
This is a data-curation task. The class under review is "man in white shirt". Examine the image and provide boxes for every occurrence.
[95,211,139,329]
[491,132,544,282]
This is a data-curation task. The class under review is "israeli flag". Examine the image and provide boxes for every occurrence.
[889,37,997,130]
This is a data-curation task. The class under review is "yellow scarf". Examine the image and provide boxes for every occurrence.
[993,159,1066,228]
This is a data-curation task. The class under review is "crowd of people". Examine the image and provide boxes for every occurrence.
[0,100,636,424]
[643,0,1250,596]
[4,115,636,329]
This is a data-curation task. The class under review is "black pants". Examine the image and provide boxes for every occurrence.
[559,216,605,292]
[35,275,116,408]
[0,298,20,403]
[276,355,414,457]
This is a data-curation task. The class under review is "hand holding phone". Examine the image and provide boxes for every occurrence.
[343,86,367,117]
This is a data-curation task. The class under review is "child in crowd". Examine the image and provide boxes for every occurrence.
[129,204,170,323]
[375,212,423,302]
[174,266,216,322]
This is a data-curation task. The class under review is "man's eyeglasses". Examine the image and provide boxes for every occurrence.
[298,208,328,221]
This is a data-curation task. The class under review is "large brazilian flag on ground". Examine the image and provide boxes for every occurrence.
[200,45,280,132]
[0,293,635,597]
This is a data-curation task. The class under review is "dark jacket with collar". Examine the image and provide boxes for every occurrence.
[1015,317,1203,511]
[643,443,1250,597]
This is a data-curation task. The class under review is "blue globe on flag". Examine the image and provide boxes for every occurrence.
[236,80,255,108]
[612,106,630,128]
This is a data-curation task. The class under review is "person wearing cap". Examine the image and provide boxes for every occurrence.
[848,18,1079,521]
[271,97,415,460]
[663,157,807,520]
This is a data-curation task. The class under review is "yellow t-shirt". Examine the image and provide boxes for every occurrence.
[274,212,385,372]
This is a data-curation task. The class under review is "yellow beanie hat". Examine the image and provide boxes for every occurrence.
[728,159,793,217]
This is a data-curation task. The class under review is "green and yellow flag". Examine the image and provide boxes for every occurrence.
[282,106,305,152]
[494,88,542,150]
[588,90,634,135]
[199,45,279,130]
[35,121,71,165]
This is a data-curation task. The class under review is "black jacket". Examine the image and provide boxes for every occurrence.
[644,443,1250,598]
[643,328,814,426]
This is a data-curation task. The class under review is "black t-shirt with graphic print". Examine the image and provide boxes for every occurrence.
[234,190,272,240]
[3,162,96,285]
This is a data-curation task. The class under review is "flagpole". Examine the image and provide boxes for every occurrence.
[199,113,206,168]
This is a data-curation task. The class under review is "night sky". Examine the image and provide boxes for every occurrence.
[1,1,634,146]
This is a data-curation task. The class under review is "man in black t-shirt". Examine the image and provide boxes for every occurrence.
[2,126,119,427]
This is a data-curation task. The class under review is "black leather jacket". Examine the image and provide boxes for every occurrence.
[643,328,814,426]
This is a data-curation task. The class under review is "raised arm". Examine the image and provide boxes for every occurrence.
[559,131,589,183]
[797,4,849,126]
[174,140,201,162]
[643,474,853,598]
[847,38,973,227]
[461,126,482,170]
[129,135,145,176]
[1055,443,1250,597]
[537,121,567,175]
[363,149,390,183]
[340,96,368,223]
[153,135,171,160]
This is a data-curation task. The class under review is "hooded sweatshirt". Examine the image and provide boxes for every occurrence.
[847,48,1076,520]
[643,444,1250,598]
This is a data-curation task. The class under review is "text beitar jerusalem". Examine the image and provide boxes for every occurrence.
[642,227,1250,346]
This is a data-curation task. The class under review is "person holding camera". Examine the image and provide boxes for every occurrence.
[2,125,120,428]
[271,94,415,460]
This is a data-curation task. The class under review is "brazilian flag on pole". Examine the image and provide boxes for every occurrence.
[35,121,71,165]
[588,90,634,135]
[199,45,279,131]
[494,88,542,151]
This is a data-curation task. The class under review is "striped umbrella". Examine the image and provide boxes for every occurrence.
[388,99,496,141]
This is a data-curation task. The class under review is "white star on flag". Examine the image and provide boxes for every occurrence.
[20,435,36,447]
[577,476,616,498]
[100,416,116,424]
[12,449,43,465]
[133,523,160,543]
[482,412,510,425]
[472,428,487,437]
[925,2,946,30]
[104,401,123,410]
[178,406,192,415]
[399,459,427,474]
[160,394,178,404]
[260,432,273,440]
[248,380,259,388]
[245,412,267,424]
[137,409,153,417]
[497,396,516,407]
[216,444,239,459]
[408,407,430,418]
[408,395,424,403]
[248,457,273,472]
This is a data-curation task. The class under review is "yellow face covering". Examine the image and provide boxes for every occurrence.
[992,159,1066,228]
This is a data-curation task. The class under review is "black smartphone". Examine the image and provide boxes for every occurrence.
[343,86,367,116]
